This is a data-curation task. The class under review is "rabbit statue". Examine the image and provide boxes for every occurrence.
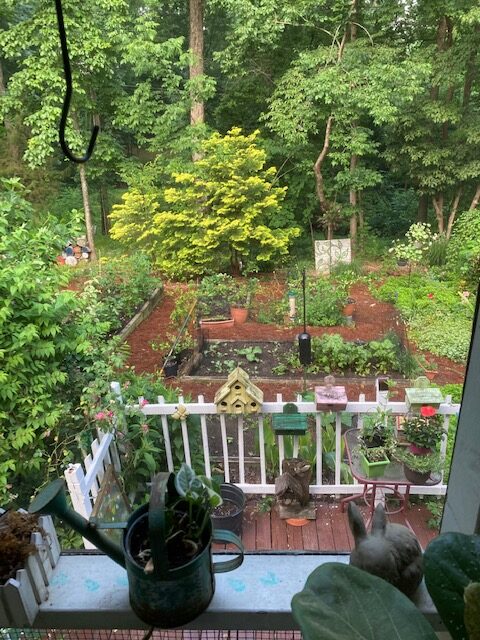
[348,502,423,597]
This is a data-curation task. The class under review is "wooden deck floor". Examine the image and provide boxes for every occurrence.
[237,498,438,552]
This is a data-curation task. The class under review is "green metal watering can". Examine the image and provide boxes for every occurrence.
[29,473,244,628]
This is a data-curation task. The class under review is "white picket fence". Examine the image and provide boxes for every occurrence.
[65,382,460,545]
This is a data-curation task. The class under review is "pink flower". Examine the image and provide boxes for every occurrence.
[141,423,149,434]
[94,411,106,421]
[427,293,434,299]
[107,411,114,418]
[420,405,437,417]
[140,399,149,407]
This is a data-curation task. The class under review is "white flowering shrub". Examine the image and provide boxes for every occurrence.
[389,222,436,263]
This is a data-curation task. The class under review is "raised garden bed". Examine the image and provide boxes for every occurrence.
[191,339,409,381]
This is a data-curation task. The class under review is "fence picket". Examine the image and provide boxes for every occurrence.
[178,395,191,467]
[157,396,174,472]
[219,414,230,483]
[258,415,267,486]
[198,395,211,478]
[238,415,245,485]
[315,413,322,486]
[335,412,342,487]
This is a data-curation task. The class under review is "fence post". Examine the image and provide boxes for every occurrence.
[64,464,95,549]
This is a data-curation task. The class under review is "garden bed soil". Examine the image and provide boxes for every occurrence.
[125,280,466,402]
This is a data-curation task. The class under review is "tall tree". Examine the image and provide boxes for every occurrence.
[0,0,129,258]
[386,1,480,237]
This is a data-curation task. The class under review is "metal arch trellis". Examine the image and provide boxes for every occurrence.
[53,0,99,163]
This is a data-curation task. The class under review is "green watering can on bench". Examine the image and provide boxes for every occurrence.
[29,473,244,628]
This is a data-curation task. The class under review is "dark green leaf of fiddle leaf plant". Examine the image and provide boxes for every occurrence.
[465,582,480,640]
[424,532,480,640]
[291,563,437,640]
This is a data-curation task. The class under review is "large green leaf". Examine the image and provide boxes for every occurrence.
[424,532,480,640]
[291,563,437,640]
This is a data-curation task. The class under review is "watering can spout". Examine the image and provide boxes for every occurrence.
[29,479,125,568]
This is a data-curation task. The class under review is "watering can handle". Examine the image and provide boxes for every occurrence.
[149,472,172,579]
[212,530,244,573]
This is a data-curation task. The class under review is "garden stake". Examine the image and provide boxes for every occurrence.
[298,268,311,392]
[54,0,99,163]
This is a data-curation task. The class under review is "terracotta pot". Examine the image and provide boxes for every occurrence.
[230,306,248,324]
[342,303,355,317]
[408,444,432,456]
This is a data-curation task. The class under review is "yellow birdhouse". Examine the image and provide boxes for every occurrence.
[214,367,263,414]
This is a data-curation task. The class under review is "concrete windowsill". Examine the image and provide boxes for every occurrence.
[32,552,447,632]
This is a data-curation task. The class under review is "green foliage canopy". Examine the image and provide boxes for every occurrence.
[110,128,300,278]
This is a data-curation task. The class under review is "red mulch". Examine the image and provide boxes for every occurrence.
[125,280,466,401]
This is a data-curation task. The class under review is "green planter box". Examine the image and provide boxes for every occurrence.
[360,452,390,479]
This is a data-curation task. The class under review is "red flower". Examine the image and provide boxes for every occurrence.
[420,405,437,417]
[427,293,434,299]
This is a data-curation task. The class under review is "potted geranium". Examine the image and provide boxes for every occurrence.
[402,406,444,454]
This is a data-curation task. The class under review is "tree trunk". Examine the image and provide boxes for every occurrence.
[189,0,204,128]
[99,184,110,235]
[79,164,97,261]
[432,194,444,234]
[417,194,428,222]
[469,185,480,211]
[313,116,334,214]
[446,187,462,240]
[0,60,20,163]
[349,154,358,252]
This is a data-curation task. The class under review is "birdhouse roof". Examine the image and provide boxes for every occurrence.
[214,367,264,405]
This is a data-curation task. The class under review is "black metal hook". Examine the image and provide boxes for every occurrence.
[54,0,99,163]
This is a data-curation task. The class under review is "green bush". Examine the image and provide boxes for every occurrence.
[375,275,473,362]
[447,209,480,287]
[305,278,346,326]
[88,254,159,333]
[428,234,449,267]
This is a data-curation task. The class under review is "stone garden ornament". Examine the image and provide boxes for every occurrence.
[348,502,423,598]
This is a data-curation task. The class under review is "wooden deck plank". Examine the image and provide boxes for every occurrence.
[286,521,304,551]
[328,504,352,552]
[315,502,335,551]
[301,516,319,551]
[241,504,257,551]
[270,508,288,550]
[255,512,272,550]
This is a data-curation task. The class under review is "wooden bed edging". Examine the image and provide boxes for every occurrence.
[116,285,163,342]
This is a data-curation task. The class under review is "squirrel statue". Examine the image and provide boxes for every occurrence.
[348,502,423,597]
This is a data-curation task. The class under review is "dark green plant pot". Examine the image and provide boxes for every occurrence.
[163,358,178,378]
[211,483,246,537]
[403,464,431,485]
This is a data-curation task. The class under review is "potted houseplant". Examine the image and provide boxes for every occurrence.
[357,408,396,478]
[228,277,258,324]
[402,406,444,454]
[358,445,391,479]
[211,483,246,536]
[360,408,395,449]
[30,464,244,629]
[395,449,442,484]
